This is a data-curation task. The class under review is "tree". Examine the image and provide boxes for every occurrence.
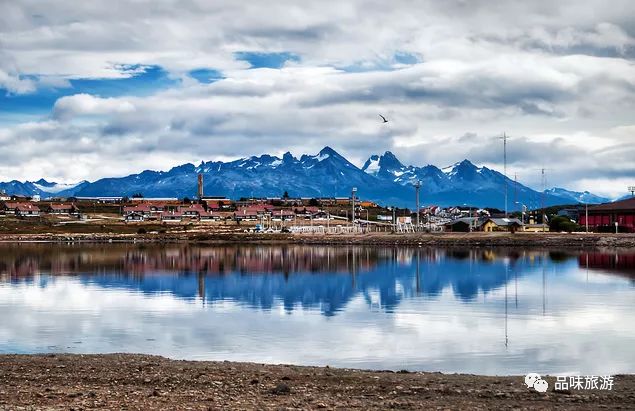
[282,190,290,200]
[132,193,144,198]
[308,198,319,207]
[549,216,579,233]
[182,197,192,204]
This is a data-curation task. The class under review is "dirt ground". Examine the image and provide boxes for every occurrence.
[2,229,635,249]
[0,354,633,410]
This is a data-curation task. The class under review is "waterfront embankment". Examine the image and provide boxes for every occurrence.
[1,231,635,249]
[1,354,633,410]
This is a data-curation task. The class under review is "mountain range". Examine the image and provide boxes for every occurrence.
[0,147,613,209]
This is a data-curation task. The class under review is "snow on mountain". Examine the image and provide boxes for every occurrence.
[32,180,89,194]
[1,147,608,209]
[544,187,609,204]
[0,179,89,198]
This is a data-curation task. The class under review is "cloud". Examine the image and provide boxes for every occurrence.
[0,0,634,197]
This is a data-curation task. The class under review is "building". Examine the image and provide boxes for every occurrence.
[47,204,79,215]
[15,203,40,217]
[182,204,206,218]
[2,202,21,214]
[201,197,232,210]
[161,211,184,222]
[0,191,9,201]
[74,196,123,203]
[481,218,522,232]
[444,217,479,232]
[125,211,145,222]
[580,197,635,233]
[123,204,153,219]
[271,210,296,221]
[199,211,225,221]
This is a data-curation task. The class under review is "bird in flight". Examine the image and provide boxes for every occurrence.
[379,114,388,123]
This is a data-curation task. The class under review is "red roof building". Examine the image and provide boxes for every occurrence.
[580,197,635,232]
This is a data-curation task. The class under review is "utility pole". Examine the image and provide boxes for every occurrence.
[351,187,357,226]
[514,173,518,214]
[629,186,635,197]
[585,203,589,233]
[499,133,509,217]
[414,180,421,229]
[541,168,546,232]
[392,206,396,230]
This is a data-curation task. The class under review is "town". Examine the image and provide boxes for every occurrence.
[2,184,634,234]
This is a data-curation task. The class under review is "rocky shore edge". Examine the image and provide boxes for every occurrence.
[1,232,635,249]
[1,354,633,410]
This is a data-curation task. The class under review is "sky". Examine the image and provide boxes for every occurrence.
[0,0,634,197]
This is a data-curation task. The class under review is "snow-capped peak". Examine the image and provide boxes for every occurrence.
[32,181,87,194]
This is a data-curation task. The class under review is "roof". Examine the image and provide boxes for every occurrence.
[3,202,26,209]
[16,204,40,212]
[445,217,479,226]
[273,210,296,216]
[184,204,205,211]
[49,204,76,210]
[124,205,153,212]
[589,197,635,212]
[486,218,522,226]
[161,212,183,218]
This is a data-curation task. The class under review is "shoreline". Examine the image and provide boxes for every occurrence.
[0,354,633,410]
[1,232,635,249]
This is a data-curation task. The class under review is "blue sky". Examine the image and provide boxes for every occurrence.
[0,0,634,197]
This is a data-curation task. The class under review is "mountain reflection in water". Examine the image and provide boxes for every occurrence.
[0,243,633,375]
[0,245,564,314]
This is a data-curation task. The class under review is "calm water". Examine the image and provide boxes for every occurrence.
[0,244,633,376]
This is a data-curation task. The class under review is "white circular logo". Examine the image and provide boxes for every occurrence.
[525,373,548,392]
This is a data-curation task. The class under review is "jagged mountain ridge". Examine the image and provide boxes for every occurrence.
[0,147,608,208]
[0,179,89,198]
[544,187,610,204]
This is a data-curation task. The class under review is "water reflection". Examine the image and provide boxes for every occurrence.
[0,244,633,375]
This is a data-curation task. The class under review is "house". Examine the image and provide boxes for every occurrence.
[15,203,40,217]
[161,211,184,222]
[75,196,123,203]
[481,218,523,232]
[202,197,232,210]
[47,203,79,215]
[199,211,224,221]
[123,204,153,218]
[311,211,331,220]
[234,208,260,221]
[271,210,296,221]
[125,211,146,222]
[2,202,22,214]
[294,206,320,217]
[235,206,270,219]
[182,204,206,218]
[0,191,10,201]
[444,217,480,232]
[580,197,635,233]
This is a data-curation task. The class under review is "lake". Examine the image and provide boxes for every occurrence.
[0,243,633,376]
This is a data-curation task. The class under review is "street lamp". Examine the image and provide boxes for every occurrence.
[515,201,527,226]
[414,180,421,228]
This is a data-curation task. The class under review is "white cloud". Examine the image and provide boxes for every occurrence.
[0,0,634,196]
